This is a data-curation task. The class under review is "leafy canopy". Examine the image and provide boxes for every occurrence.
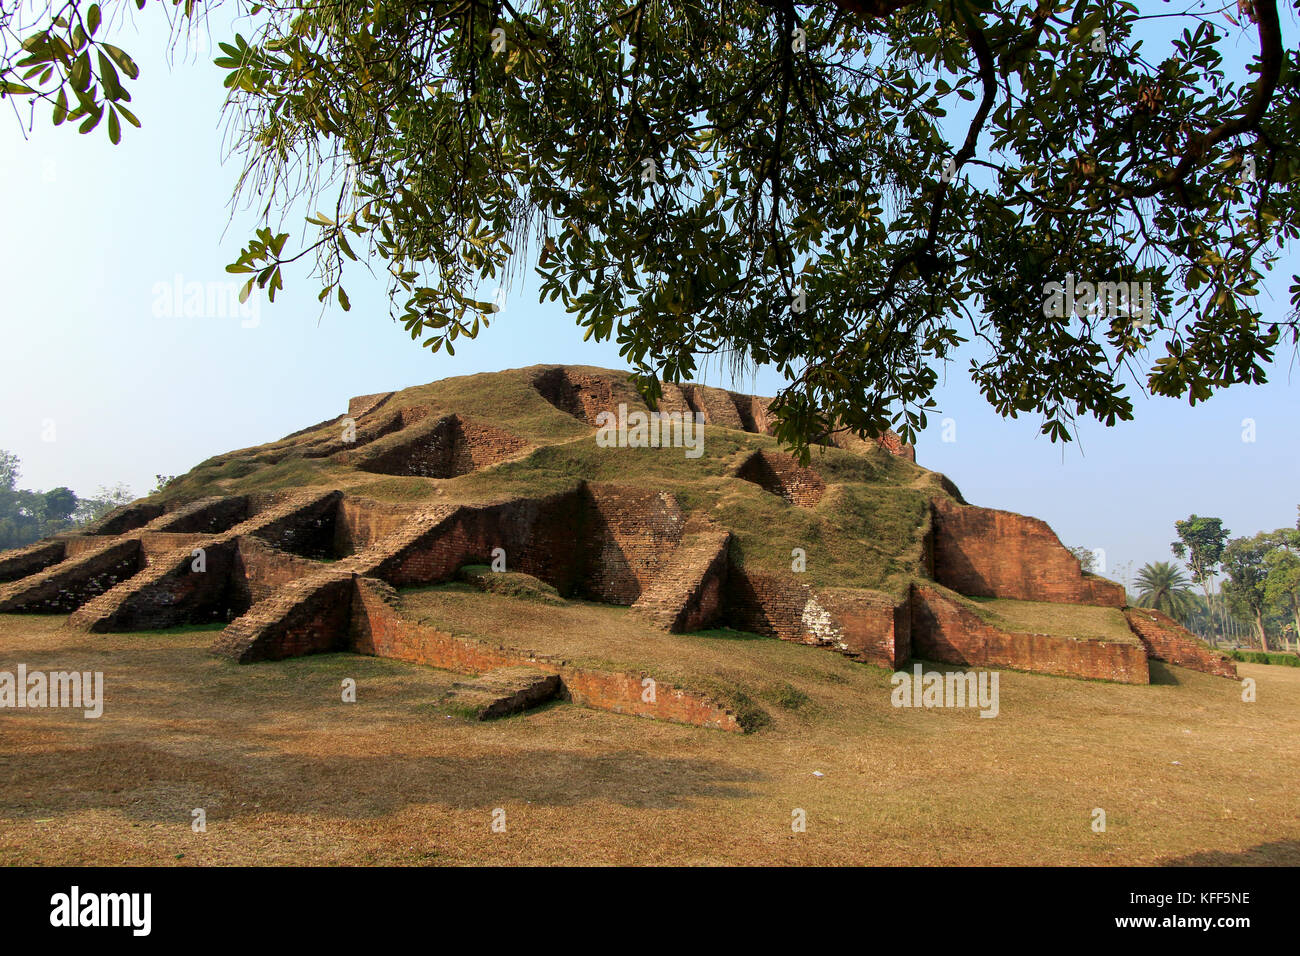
[1133,559,1196,619]
[6,0,1300,459]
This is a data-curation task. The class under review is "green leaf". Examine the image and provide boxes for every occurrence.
[107,107,120,144]
[101,44,139,80]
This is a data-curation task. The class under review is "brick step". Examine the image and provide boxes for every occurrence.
[210,567,356,662]
[67,490,342,633]
[146,495,248,534]
[1124,608,1238,679]
[0,539,68,584]
[67,543,213,631]
[210,504,458,661]
[440,666,562,720]
[0,537,143,613]
[631,529,731,632]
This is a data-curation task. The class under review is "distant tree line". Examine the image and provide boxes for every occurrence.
[0,450,133,551]
[1123,512,1300,653]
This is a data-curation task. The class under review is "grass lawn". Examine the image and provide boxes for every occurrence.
[967,596,1141,645]
[1,611,1296,865]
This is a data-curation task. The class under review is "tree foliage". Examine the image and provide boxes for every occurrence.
[1133,559,1196,620]
[1221,530,1273,649]
[6,1,1300,458]
[0,451,133,551]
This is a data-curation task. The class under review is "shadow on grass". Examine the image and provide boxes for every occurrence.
[0,737,767,822]
[1160,840,1300,866]
[687,627,770,643]
[1148,661,1183,686]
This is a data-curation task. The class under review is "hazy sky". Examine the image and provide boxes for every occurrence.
[1,5,1296,592]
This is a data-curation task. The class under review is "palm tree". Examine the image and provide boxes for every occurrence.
[1135,561,1197,622]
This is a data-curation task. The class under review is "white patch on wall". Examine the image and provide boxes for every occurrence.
[801,596,839,646]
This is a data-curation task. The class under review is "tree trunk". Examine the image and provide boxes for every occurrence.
[1254,610,1268,652]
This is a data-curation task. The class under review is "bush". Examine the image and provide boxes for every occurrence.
[1228,650,1300,667]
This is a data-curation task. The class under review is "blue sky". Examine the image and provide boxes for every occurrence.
[0,5,1296,592]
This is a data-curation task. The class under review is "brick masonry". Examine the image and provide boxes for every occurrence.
[349,414,529,479]
[0,540,66,584]
[444,666,563,720]
[87,502,166,536]
[910,584,1150,684]
[735,450,827,507]
[0,538,143,613]
[1123,607,1238,679]
[532,367,626,426]
[931,498,1126,606]
[722,570,910,668]
[67,489,344,633]
[351,577,742,731]
[0,365,1236,727]
[631,528,732,632]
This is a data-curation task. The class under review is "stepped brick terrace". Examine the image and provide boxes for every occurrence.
[0,365,1235,731]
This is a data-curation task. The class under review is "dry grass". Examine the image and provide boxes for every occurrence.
[1,611,1296,866]
[968,597,1141,645]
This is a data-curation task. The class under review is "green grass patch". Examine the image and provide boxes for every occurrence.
[965,596,1139,644]
[1229,649,1300,667]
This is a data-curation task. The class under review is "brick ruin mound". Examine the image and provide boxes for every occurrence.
[0,364,1235,732]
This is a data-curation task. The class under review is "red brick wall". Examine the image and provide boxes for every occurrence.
[874,431,916,462]
[931,499,1125,606]
[351,579,740,731]
[582,484,685,603]
[532,368,625,426]
[681,384,743,429]
[347,391,394,419]
[0,539,144,613]
[735,451,826,507]
[153,496,250,534]
[354,415,528,479]
[375,485,685,606]
[817,589,911,668]
[0,540,66,583]
[88,502,165,535]
[373,491,589,595]
[631,529,730,632]
[249,491,342,559]
[63,537,109,559]
[722,571,908,667]
[335,498,420,554]
[233,537,328,608]
[139,532,209,562]
[214,572,355,662]
[910,585,1149,683]
[730,393,775,435]
[77,540,240,630]
[723,570,812,642]
[1124,608,1238,679]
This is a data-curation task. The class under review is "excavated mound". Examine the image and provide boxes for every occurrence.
[0,364,1236,733]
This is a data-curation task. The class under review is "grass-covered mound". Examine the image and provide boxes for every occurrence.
[141,364,957,595]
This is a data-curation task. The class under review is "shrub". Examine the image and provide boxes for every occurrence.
[1228,650,1300,667]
